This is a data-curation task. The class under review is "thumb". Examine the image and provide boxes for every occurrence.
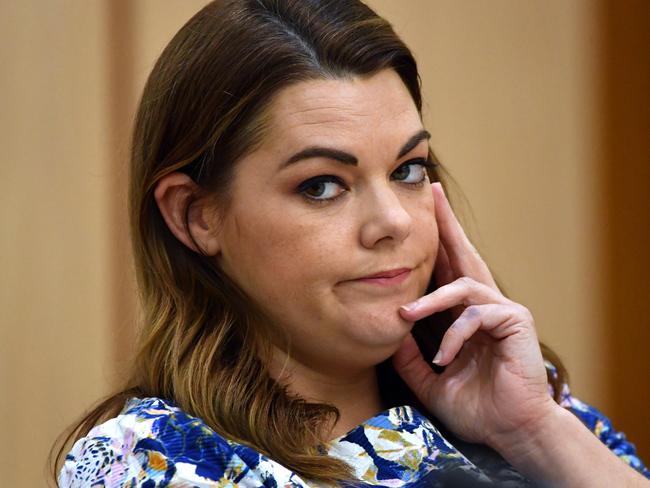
[392,333,440,408]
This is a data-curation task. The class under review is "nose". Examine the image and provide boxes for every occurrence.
[359,183,413,249]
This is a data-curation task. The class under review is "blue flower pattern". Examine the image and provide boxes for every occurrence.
[60,362,650,487]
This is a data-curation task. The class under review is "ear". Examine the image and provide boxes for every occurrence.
[153,172,221,256]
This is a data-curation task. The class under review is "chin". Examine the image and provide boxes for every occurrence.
[347,314,413,360]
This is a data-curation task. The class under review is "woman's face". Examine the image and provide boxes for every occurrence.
[214,68,439,373]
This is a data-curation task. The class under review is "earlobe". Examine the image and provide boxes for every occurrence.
[153,172,221,256]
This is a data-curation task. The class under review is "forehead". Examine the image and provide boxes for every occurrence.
[262,69,422,149]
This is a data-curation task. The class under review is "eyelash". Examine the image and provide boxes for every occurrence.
[297,158,438,204]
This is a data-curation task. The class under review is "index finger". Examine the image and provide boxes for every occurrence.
[432,182,499,291]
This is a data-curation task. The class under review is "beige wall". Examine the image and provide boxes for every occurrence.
[1,2,647,486]
[0,2,114,485]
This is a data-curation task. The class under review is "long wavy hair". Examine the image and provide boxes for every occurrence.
[51,0,568,484]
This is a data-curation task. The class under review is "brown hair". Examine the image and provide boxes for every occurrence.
[51,0,568,484]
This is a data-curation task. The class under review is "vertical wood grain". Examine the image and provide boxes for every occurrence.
[106,0,138,384]
[601,0,650,462]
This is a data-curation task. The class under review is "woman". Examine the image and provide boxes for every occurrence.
[54,0,650,486]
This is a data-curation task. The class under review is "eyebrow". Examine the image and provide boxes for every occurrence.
[279,129,431,170]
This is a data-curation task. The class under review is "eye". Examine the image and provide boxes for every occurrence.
[296,158,437,204]
[297,175,346,203]
[392,158,433,185]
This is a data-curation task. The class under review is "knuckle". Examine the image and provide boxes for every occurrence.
[514,304,533,321]
[462,305,481,320]
[457,276,476,288]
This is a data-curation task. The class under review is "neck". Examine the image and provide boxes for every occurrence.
[268,348,384,440]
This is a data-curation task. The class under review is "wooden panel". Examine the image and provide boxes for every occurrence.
[0,2,112,486]
[106,0,138,383]
[601,0,650,462]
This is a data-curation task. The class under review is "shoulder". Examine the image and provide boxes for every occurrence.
[58,397,309,487]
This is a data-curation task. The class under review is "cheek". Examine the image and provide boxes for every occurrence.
[416,194,437,236]
[220,206,340,299]
[412,196,439,277]
[222,210,350,339]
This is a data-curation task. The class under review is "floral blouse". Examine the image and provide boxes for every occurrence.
[59,362,650,487]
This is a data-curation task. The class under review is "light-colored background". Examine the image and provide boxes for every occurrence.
[1,1,648,486]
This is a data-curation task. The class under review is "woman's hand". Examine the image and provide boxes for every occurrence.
[392,182,557,449]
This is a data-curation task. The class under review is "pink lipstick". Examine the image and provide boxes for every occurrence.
[354,267,411,286]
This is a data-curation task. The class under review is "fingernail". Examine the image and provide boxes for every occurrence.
[400,300,419,312]
[432,350,443,364]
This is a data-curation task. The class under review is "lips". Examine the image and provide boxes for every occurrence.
[357,267,411,280]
